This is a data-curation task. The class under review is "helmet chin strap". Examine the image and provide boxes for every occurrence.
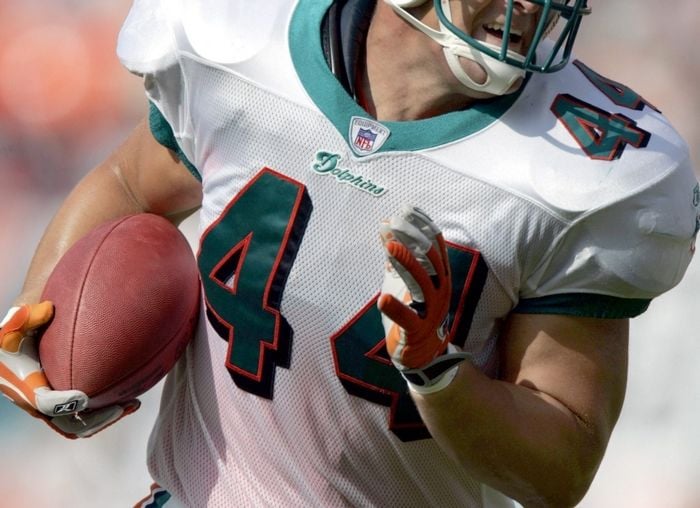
[384,0,526,96]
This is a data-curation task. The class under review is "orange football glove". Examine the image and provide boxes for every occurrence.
[0,302,139,438]
[378,206,469,393]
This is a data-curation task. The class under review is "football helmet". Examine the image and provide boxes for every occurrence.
[384,0,591,95]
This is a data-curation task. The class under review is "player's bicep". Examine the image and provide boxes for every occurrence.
[499,313,628,449]
[102,114,202,222]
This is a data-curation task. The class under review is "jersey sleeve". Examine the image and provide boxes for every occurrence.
[116,0,176,75]
[117,0,199,179]
[516,155,699,318]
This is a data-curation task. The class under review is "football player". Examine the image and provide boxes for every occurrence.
[1,0,697,506]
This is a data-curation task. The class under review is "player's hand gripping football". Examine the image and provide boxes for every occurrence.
[378,205,469,393]
[0,302,139,438]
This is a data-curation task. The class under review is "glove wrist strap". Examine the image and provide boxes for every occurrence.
[400,348,470,394]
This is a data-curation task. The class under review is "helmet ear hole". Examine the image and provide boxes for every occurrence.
[391,0,429,7]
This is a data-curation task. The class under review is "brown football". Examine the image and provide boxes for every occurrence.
[39,213,200,409]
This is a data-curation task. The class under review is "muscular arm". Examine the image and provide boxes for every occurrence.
[412,313,628,507]
[16,116,202,305]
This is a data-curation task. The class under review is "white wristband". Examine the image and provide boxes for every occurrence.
[406,363,461,394]
[400,345,470,394]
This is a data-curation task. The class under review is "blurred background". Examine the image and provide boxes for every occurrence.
[0,1,698,506]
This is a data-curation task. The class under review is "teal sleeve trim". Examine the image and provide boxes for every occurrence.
[148,102,201,182]
[513,293,652,319]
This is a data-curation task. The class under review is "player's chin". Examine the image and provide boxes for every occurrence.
[460,59,489,85]
[453,61,490,98]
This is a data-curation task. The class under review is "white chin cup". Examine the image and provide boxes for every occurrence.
[385,0,526,96]
[442,39,525,96]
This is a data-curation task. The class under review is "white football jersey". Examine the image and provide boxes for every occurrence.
[118,0,698,506]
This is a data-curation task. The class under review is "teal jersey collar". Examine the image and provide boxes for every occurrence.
[289,0,523,155]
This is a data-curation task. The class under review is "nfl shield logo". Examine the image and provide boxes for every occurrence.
[355,128,377,152]
[348,116,391,156]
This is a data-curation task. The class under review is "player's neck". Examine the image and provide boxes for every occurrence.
[361,3,478,122]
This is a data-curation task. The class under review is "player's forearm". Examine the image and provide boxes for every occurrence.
[412,363,605,507]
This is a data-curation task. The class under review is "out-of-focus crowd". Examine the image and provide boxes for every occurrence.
[0,1,698,506]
